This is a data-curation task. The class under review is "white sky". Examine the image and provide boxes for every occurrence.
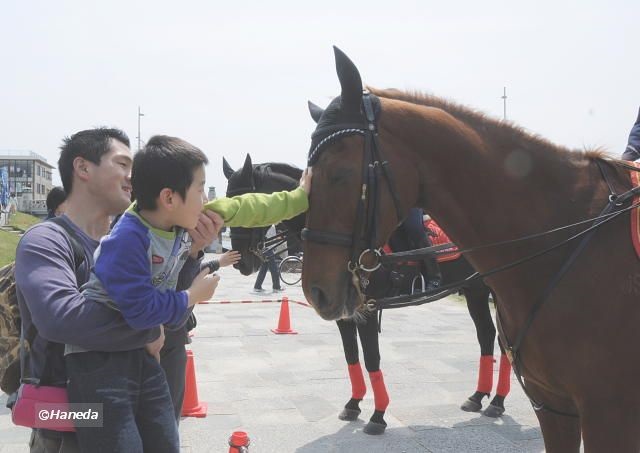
[1,0,637,194]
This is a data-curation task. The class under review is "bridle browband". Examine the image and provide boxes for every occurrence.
[302,91,405,301]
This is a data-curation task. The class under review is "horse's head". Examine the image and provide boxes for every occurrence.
[224,154,304,276]
[223,154,268,275]
[302,47,421,320]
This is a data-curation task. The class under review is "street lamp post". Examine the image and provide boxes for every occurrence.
[137,106,145,151]
[501,87,507,121]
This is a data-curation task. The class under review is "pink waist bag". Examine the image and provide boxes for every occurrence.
[11,383,75,432]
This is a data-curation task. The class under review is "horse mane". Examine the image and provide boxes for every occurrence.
[368,87,609,163]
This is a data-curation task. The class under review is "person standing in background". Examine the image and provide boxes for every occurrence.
[622,107,640,162]
[45,186,68,219]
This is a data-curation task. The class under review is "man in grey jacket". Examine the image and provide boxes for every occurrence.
[15,128,220,452]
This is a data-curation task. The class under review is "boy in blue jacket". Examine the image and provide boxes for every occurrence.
[66,135,310,452]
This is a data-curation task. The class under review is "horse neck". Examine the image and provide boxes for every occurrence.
[382,100,607,272]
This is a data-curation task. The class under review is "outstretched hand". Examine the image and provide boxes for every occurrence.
[299,167,313,195]
[219,250,241,267]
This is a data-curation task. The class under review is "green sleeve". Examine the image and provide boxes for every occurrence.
[204,187,308,228]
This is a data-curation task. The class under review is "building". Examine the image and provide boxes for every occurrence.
[208,186,217,200]
[0,150,55,214]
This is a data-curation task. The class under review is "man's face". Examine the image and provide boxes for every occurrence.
[173,164,207,230]
[88,140,133,215]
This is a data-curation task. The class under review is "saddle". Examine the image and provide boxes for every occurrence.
[424,219,461,263]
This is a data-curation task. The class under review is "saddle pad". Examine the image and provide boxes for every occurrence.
[424,219,461,263]
[630,162,640,259]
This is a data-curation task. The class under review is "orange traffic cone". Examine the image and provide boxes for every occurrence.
[271,296,298,335]
[228,431,250,452]
[181,349,208,417]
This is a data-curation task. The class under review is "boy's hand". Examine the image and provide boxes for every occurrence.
[299,167,313,195]
[145,326,165,362]
[204,210,225,237]
[219,250,241,267]
[187,269,220,306]
[188,212,218,258]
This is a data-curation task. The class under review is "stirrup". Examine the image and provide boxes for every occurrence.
[411,274,425,294]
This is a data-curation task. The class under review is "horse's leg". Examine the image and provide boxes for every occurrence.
[460,286,496,414]
[484,332,511,417]
[528,382,581,453]
[336,318,366,421]
[581,404,640,452]
[534,410,581,453]
[358,311,388,435]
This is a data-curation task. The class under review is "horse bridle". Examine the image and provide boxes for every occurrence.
[301,91,404,303]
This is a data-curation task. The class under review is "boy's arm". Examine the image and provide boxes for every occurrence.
[15,224,160,350]
[205,187,308,228]
[94,225,189,330]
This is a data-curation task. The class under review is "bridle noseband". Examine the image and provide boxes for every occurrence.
[302,92,404,305]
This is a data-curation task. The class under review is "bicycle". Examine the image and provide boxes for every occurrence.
[278,254,303,286]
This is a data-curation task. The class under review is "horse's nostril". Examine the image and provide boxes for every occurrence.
[234,260,252,276]
[310,286,328,309]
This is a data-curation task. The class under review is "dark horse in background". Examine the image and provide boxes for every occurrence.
[301,47,640,452]
[223,154,512,434]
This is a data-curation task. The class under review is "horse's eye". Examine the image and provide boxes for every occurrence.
[328,168,354,184]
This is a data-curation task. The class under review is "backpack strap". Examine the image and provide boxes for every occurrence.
[47,216,86,276]
[20,217,87,386]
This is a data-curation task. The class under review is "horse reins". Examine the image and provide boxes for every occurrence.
[302,90,640,418]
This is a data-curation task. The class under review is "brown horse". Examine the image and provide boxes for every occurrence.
[301,47,640,453]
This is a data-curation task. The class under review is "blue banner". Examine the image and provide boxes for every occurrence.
[0,167,8,208]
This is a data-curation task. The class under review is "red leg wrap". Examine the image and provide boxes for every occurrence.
[348,363,366,399]
[477,355,494,394]
[496,354,511,396]
[369,370,389,412]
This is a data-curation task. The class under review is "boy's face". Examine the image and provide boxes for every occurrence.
[173,164,207,230]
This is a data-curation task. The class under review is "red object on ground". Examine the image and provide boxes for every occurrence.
[181,349,208,417]
[271,297,298,334]
[477,355,495,394]
[228,431,250,452]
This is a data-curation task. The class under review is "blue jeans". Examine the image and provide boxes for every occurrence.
[254,252,281,290]
[66,349,179,453]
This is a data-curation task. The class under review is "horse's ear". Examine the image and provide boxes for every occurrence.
[333,46,362,113]
[239,154,254,185]
[222,157,235,180]
[307,101,324,123]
